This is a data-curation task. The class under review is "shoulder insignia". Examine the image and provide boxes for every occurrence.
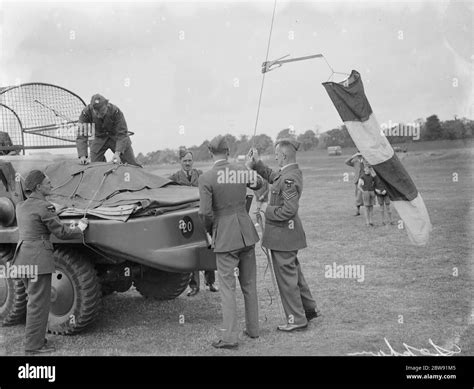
[284,179,295,188]
[282,190,297,201]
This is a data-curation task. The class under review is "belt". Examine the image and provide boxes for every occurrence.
[19,235,51,242]
[214,206,246,217]
[266,219,289,226]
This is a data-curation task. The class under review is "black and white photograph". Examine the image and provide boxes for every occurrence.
[0,0,472,386]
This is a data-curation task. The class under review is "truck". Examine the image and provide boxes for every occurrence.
[0,83,217,335]
[327,146,342,156]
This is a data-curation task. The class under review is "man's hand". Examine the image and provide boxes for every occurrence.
[245,148,259,170]
[78,218,89,232]
[112,152,122,164]
[79,156,89,165]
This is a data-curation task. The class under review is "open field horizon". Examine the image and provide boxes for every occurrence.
[2,139,472,356]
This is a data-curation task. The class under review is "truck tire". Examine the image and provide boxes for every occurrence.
[48,247,101,335]
[134,268,191,300]
[0,278,27,326]
[0,246,27,326]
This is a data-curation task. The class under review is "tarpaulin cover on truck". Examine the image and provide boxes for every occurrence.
[44,161,200,221]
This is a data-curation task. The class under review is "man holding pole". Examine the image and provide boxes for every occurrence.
[247,137,319,332]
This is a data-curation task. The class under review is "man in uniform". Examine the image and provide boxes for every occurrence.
[12,170,89,353]
[198,135,260,349]
[169,148,217,296]
[344,151,365,216]
[76,94,140,166]
[0,131,18,155]
[247,137,319,332]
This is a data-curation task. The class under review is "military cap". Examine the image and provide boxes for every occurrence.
[91,94,109,110]
[178,147,192,159]
[275,136,300,151]
[208,135,229,153]
[24,170,46,191]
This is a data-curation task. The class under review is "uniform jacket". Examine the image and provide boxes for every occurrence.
[255,161,307,251]
[12,192,83,274]
[169,168,203,187]
[77,103,131,158]
[198,160,260,253]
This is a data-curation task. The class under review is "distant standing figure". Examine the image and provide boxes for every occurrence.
[77,94,140,166]
[374,174,394,225]
[357,165,376,226]
[345,152,364,216]
[169,148,217,296]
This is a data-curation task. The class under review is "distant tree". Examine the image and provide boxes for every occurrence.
[136,152,146,165]
[442,119,466,140]
[318,132,329,149]
[189,140,211,161]
[140,150,161,165]
[157,149,178,164]
[276,128,293,140]
[317,126,354,148]
[234,134,250,157]
[463,119,474,138]
[424,115,443,140]
[325,128,344,147]
[250,134,273,155]
[223,134,238,156]
[297,130,319,151]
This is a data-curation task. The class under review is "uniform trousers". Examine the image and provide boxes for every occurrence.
[90,137,141,166]
[21,274,51,351]
[189,270,215,289]
[270,250,317,326]
[216,245,259,343]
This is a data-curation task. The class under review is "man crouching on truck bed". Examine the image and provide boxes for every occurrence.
[198,135,261,349]
[76,93,141,166]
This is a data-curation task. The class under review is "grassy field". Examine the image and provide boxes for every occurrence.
[2,140,473,356]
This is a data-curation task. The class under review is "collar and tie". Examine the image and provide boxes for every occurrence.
[183,169,192,182]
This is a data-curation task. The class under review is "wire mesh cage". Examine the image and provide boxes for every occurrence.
[0,83,86,153]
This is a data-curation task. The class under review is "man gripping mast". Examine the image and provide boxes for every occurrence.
[247,137,320,332]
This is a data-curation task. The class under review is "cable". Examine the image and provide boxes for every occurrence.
[251,0,278,147]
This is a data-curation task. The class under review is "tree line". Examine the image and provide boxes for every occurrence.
[136,115,473,165]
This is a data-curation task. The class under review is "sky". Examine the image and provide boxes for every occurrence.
[0,0,472,155]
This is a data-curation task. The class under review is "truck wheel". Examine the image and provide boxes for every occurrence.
[0,247,27,325]
[0,278,27,325]
[48,247,101,335]
[134,268,191,300]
